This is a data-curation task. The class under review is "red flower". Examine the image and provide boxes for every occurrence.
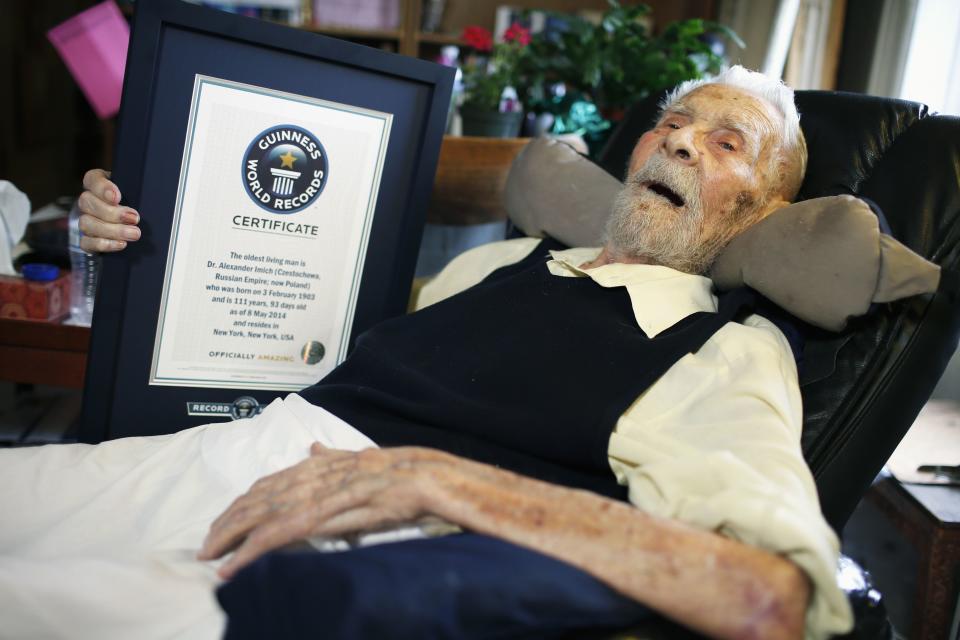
[503,22,531,46]
[462,25,493,52]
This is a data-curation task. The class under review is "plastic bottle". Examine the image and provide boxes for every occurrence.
[67,203,101,326]
[437,45,463,134]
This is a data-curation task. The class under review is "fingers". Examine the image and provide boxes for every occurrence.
[199,449,441,579]
[216,523,302,579]
[199,455,357,561]
[77,191,140,252]
[304,506,386,539]
[200,473,298,559]
[77,189,139,225]
[77,214,139,251]
[82,168,119,205]
[78,168,140,253]
[198,495,276,561]
[79,235,126,253]
[217,494,372,580]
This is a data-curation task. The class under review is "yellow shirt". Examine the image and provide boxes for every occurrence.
[417,238,853,640]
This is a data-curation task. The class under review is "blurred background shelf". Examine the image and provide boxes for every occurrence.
[0,0,715,206]
[416,31,463,45]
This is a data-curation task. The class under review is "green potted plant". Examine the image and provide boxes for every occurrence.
[459,23,532,138]
[520,1,743,149]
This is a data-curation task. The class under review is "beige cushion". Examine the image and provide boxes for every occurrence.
[504,136,941,331]
[504,137,616,247]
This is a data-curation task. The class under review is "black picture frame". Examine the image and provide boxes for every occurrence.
[80,0,454,442]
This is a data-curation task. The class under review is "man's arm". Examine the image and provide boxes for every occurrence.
[199,444,809,640]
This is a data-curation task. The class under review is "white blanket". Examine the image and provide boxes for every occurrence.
[0,394,421,640]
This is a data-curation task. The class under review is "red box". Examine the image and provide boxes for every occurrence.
[0,273,71,322]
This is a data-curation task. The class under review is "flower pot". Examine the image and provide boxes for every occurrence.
[460,107,523,138]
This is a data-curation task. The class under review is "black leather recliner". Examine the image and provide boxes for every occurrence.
[219,91,958,640]
[597,90,960,638]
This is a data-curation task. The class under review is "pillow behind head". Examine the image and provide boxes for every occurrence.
[504,137,616,247]
[503,136,940,331]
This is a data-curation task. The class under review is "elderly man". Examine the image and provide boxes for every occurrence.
[1,67,852,640]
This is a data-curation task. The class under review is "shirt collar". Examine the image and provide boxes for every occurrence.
[546,247,718,338]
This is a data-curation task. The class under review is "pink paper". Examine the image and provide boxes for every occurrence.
[48,1,129,120]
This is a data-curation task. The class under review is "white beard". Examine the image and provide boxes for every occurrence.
[603,155,760,274]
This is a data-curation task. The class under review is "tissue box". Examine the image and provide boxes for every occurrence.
[0,273,71,322]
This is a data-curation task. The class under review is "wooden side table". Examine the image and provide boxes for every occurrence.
[867,476,960,640]
[426,135,530,226]
[0,318,90,388]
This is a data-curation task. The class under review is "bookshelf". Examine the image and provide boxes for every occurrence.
[296,0,479,56]
[177,0,718,58]
[0,0,719,209]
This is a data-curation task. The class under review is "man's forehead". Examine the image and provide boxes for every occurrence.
[666,84,780,141]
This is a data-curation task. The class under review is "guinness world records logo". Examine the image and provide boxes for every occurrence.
[229,395,262,420]
[242,125,328,214]
[185,395,263,420]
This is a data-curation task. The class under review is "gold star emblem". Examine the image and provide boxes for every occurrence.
[279,151,297,169]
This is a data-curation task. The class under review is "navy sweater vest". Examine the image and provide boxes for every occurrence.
[300,239,756,499]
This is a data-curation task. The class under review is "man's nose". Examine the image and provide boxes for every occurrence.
[663,129,698,164]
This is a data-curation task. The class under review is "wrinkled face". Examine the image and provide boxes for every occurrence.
[605,84,787,273]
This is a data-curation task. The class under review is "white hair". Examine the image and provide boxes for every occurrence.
[660,65,807,200]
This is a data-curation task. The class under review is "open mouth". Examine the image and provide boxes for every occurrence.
[646,182,685,208]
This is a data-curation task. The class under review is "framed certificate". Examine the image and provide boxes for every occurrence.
[150,76,391,392]
[80,0,454,441]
